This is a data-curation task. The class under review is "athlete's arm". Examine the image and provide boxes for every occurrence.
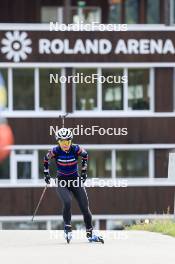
[75,145,88,182]
[43,148,56,183]
[75,145,88,170]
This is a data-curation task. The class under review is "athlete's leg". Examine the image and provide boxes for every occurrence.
[56,183,72,226]
[71,184,93,230]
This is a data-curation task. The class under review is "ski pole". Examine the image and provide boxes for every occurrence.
[31,185,48,222]
[59,113,69,128]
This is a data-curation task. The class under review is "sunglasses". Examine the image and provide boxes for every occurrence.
[58,139,71,144]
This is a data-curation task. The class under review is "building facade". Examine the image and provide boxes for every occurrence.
[0,0,175,229]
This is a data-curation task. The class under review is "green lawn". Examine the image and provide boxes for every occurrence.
[127,219,175,237]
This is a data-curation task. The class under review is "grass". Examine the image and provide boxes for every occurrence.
[127,219,175,238]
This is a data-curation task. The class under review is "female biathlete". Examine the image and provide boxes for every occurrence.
[43,128,104,243]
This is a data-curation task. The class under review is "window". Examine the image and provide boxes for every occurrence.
[147,0,160,24]
[2,221,46,230]
[41,7,60,23]
[74,68,151,112]
[41,6,101,23]
[102,68,123,110]
[109,0,162,24]
[12,150,36,181]
[75,68,97,110]
[0,156,10,179]
[0,147,171,183]
[39,68,61,110]
[0,69,8,109]
[1,219,97,230]
[116,150,149,178]
[17,162,31,179]
[71,6,101,23]
[128,69,150,110]
[109,0,139,24]
[13,69,34,110]
[15,150,33,154]
[109,1,121,24]
[71,220,96,230]
[2,67,63,113]
[125,0,139,24]
[88,150,112,178]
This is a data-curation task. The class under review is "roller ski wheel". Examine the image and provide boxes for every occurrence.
[88,235,104,244]
[64,225,72,244]
[65,233,72,244]
[86,230,104,244]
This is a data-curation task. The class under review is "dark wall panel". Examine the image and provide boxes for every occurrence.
[0,0,40,22]
[160,0,165,24]
[0,0,10,22]
[0,187,174,216]
[8,117,175,145]
[139,0,146,23]
[155,68,174,112]
[66,68,73,113]
[155,149,170,178]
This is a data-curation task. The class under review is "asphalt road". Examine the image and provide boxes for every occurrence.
[0,230,174,264]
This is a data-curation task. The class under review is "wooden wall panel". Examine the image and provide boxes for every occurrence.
[7,117,175,145]
[0,0,40,22]
[155,149,170,178]
[155,68,174,112]
[139,0,146,23]
[160,0,165,24]
[66,68,73,113]
[0,187,174,216]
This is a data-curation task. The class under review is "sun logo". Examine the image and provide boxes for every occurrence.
[1,31,32,62]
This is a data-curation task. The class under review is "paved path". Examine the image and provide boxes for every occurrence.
[0,230,174,264]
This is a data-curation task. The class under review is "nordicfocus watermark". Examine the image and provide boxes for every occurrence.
[50,73,127,84]
[50,125,128,137]
[49,230,128,241]
[49,22,128,32]
[49,178,128,188]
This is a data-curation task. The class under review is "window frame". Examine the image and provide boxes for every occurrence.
[146,0,161,24]
[41,6,102,24]
[3,63,175,118]
[170,0,174,25]
[115,149,153,178]
[12,67,35,111]
[0,144,160,187]
[10,150,38,183]
[73,67,154,114]
[1,66,65,116]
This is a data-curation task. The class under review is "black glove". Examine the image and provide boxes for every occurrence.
[81,170,87,183]
[44,171,50,184]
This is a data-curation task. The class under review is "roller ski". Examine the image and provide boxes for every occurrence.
[86,229,104,244]
[64,225,72,244]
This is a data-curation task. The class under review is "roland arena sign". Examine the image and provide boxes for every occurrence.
[0,31,175,63]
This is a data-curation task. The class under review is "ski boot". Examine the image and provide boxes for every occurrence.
[86,229,104,244]
[64,225,72,244]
